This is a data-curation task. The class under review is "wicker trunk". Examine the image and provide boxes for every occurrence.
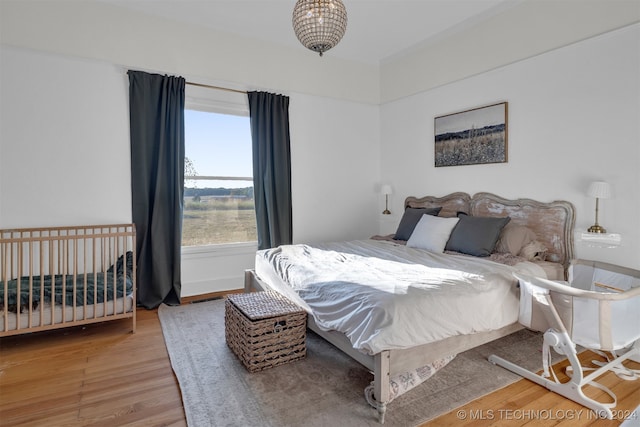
[225,291,307,372]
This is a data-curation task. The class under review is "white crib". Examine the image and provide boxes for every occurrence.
[489,259,640,419]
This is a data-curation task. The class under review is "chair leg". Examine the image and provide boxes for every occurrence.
[490,330,639,420]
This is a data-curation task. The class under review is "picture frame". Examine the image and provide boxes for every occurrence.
[434,102,508,167]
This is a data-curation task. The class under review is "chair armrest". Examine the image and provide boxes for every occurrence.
[513,273,640,301]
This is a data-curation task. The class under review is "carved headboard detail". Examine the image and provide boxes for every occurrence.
[405,192,471,218]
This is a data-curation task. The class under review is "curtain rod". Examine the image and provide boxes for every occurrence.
[186,81,247,94]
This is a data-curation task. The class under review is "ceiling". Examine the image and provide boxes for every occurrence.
[98,0,518,64]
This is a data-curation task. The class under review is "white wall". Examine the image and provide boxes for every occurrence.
[380,24,640,269]
[0,0,379,104]
[179,88,380,296]
[380,0,640,103]
[3,1,635,106]
[289,93,380,244]
[0,0,385,296]
[1,1,637,297]
[0,47,132,227]
[0,45,382,296]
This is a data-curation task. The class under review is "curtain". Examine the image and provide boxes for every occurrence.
[128,70,184,308]
[247,91,293,250]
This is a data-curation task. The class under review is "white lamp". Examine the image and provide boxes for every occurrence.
[587,181,611,233]
[381,185,392,215]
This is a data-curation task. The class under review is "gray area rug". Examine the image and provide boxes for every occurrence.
[158,299,556,427]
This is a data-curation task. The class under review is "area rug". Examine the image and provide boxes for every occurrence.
[158,299,556,427]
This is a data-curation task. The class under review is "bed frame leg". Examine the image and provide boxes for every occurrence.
[364,384,388,424]
[377,402,387,424]
[363,351,391,423]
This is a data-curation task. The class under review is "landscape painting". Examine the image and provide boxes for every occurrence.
[434,102,508,167]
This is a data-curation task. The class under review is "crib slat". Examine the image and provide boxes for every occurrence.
[2,240,8,332]
[61,236,66,324]
[39,238,45,326]
[28,239,33,328]
[72,236,77,322]
[93,237,98,317]
[16,238,22,330]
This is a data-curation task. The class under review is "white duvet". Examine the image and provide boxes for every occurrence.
[255,239,547,355]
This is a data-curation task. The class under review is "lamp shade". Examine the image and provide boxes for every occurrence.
[380,185,392,195]
[587,181,611,199]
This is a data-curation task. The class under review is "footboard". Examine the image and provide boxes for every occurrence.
[0,224,137,336]
[245,268,524,423]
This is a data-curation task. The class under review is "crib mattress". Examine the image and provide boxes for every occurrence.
[0,295,135,333]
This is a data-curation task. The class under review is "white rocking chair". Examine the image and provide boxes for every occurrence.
[489,259,640,419]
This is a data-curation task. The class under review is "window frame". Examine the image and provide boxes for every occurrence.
[182,86,257,254]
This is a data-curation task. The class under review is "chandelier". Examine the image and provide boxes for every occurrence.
[292,0,347,57]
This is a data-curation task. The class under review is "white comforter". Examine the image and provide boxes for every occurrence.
[255,239,546,355]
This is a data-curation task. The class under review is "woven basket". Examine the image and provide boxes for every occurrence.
[225,291,307,372]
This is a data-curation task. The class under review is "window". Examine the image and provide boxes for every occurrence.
[182,106,257,247]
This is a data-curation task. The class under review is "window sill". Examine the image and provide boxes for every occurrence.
[182,241,258,258]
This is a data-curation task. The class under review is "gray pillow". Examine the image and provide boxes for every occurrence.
[394,207,442,241]
[445,213,511,256]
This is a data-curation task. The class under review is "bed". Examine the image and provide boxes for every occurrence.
[0,224,136,337]
[245,192,575,422]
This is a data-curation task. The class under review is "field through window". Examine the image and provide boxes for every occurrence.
[183,106,256,247]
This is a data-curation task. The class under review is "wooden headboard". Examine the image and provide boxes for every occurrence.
[405,192,472,218]
[404,192,576,269]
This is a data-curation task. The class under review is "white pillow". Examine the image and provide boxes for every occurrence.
[406,214,460,253]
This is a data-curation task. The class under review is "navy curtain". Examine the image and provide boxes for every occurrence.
[247,91,293,250]
[128,70,184,308]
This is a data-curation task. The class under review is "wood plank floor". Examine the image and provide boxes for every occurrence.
[1,306,638,426]
[0,309,186,427]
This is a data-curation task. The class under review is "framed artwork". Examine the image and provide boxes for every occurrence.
[434,102,508,167]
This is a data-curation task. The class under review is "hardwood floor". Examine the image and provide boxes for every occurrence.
[0,309,186,427]
[1,306,638,426]
[431,352,640,426]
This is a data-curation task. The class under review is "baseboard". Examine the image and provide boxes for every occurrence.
[181,289,242,304]
[181,275,244,298]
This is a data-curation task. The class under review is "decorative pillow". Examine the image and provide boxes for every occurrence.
[406,214,460,253]
[495,224,538,256]
[519,240,548,261]
[445,213,511,257]
[393,207,442,241]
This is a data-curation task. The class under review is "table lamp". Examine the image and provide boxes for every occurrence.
[381,185,392,215]
[587,181,611,233]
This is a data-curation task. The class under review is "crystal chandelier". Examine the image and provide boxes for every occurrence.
[292,0,347,57]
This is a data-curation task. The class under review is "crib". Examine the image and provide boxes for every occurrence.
[0,224,137,337]
[489,259,640,419]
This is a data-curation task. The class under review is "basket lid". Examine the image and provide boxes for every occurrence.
[227,291,305,320]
